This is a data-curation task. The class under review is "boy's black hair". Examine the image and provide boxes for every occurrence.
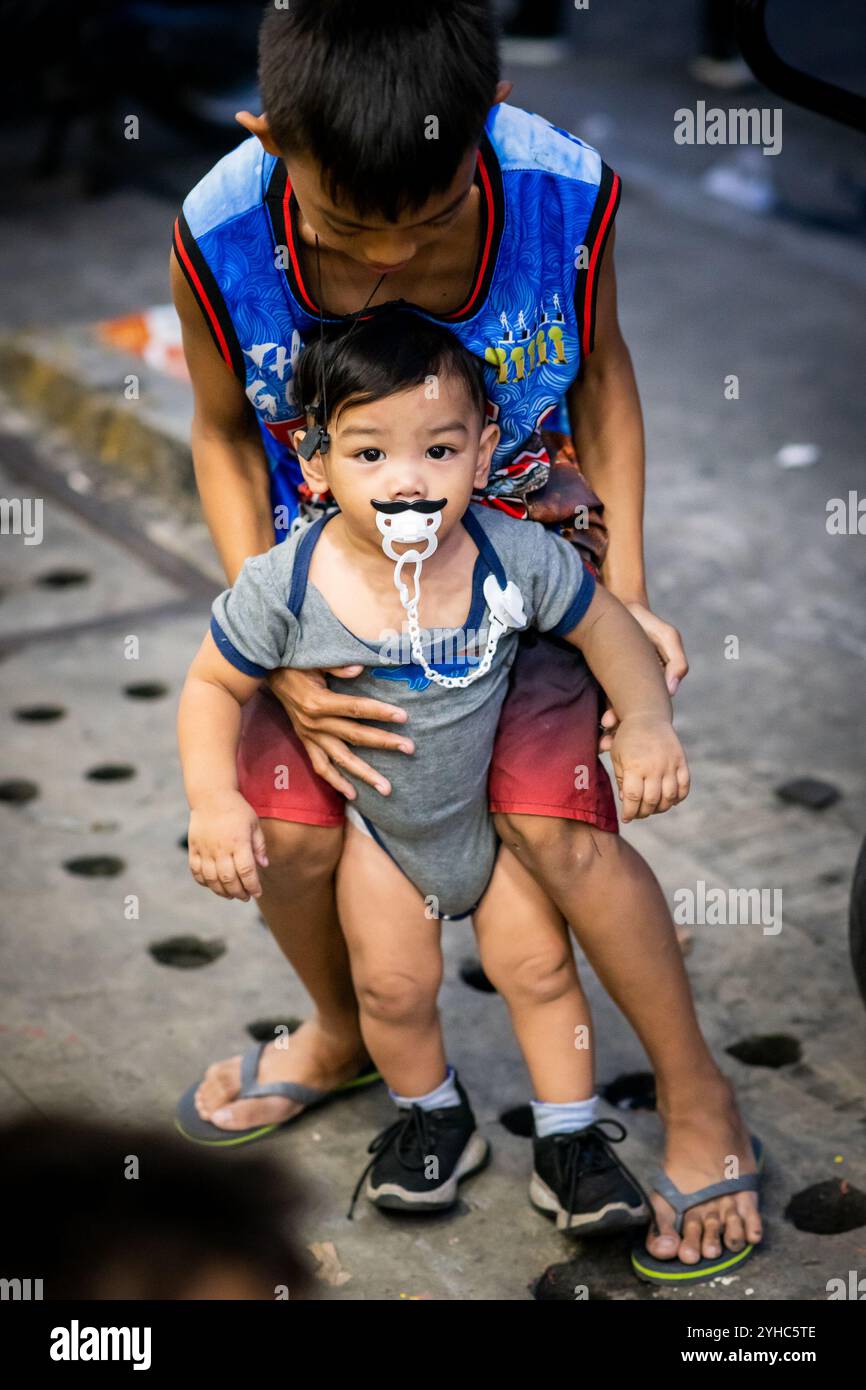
[294,307,490,438]
[258,0,501,222]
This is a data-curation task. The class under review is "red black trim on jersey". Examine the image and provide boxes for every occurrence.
[574,162,621,358]
[172,212,245,382]
[264,126,505,326]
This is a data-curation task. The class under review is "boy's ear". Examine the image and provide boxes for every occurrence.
[292,427,329,492]
[473,421,500,490]
[235,109,282,158]
[492,80,513,107]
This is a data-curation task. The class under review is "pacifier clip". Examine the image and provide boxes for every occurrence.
[372,499,527,690]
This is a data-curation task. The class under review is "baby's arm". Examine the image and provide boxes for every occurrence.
[178,632,268,900]
[561,584,690,822]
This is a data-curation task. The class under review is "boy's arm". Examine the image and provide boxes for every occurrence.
[560,583,690,822]
[565,227,688,702]
[178,632,268,900]
[170,249,276,584]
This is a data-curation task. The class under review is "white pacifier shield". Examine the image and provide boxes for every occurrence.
[483,574,527,630]
[376,508,442,547]
[376,506,443,567]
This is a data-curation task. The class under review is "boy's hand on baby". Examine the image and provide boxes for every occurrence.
[598,603,688,752]
[188,790,269,901]
[267,666,415,800]
[609,714,690,822]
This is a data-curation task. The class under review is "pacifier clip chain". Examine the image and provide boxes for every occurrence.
[398,554,503,689]
[374,501,527,691]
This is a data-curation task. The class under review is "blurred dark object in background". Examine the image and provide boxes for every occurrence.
[736,0,866,133]
[2,0,261,195]
[499,0,569,67]
[0,1113,315,1299]
[691,0,756,88]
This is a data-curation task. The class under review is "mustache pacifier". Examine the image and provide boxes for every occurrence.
[372,498,447,574]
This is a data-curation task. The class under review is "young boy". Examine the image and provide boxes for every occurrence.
[172,0,762,1280]
[178,310,689,1229]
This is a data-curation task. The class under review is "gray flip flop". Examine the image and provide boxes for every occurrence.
[631,1135,764,1284]
[175,1040,382,1148]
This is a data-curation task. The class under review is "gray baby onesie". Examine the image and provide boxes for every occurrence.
[211,503,595,917]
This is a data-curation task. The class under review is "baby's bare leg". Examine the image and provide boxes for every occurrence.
[336,821,447,1097]
[473,846,594,1102]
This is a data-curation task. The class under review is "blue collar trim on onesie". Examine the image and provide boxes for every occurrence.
[286,506,507,647]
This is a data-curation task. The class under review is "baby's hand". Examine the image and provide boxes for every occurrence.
[609,714,690,823]
[188,790,269,900]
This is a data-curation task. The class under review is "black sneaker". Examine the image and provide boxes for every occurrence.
[530,1118,650,1235]
[348,1073,489,1217]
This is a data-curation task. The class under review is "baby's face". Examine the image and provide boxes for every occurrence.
[296,371,499,553]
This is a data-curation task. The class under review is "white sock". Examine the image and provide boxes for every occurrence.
[389,1064,461,1111]
[531,1094,599,1139]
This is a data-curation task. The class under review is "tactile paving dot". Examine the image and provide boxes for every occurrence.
[726,1033,801,1068]
[599,1071,657,1111]
[785,1180,866,1234]
[123,682,169,700]
[458,957,497,993]
[85,764,137,782]
[247,1017,303,1042]
[0,778,40,804]
[499,1104,533,1137]
[148,935,227,969]
[63,855,125,877]
[35,568,91,589]
[13,705,66,722]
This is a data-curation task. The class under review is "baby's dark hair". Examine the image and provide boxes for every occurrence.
[294,307,490,437]
[258,0,500,222]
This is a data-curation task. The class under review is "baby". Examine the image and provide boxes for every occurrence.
[178,309,690,1233]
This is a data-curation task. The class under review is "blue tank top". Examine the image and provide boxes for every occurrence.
[173,102,620,535]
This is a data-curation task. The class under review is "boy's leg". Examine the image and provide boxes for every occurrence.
[194,818,368,1129]
[194,691,368,1131]
[490,637,762,1265]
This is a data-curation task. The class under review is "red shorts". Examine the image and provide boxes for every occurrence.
[237,633,618,835]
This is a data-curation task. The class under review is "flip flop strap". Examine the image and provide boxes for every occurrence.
[651,1169,761,1234]
[238,1042,327,1106]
